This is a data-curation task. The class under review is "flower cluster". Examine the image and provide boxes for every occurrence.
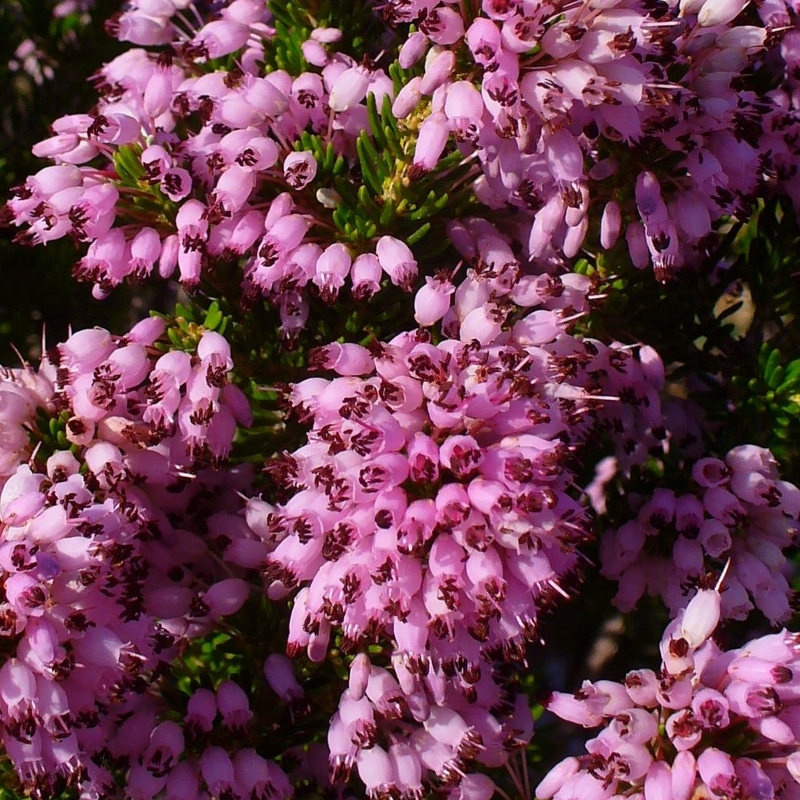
[263,319,597,665]
[115,678,295,800]
[329,654,530,800]
[15,0,800,325]
[0,321,266,797]
[0,357,56,481]
[2,0,409,329]
[539,587,800,800]
[600,445,800,622]
[252,267,668,792]
[3,0,800,799]
[382,0,800,278]
[52,322,252,462]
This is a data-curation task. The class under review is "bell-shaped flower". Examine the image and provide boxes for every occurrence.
[185,688,217,734]
[376,236,418,292]
[217,680,253,732]
[283,150,318,189]
[413,112,449,173]
[351,253,383,299]
[312,243,351,302]
[192,18,251,58]
[200,746,237,799]
[698,0,750,26]
[309,343,373,377]
[329,66,370,112]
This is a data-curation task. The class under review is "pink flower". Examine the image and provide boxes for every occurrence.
[309,343,373,376]
[283,150,318,189]
[413,112,449,173]
[543,611,800,800]
[376,236,418,292]
[329,66,370,112]
[698,0,750,26]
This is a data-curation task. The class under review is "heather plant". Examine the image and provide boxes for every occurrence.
[0,1,800,800]
[0,0,135,358]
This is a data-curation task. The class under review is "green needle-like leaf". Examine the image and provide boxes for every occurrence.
[406,222,431,246]
[357,184,382,218]
[356,135,384,196]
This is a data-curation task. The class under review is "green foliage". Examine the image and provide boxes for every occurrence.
[731,343,800,467]
[112,143,183,228]
[112,142,147,185]
[293,131,347,182]
[262,0,386,74]
[161,300,231,352]
[292,89,480,255]
[703,200,800,478]
[27,406,80,462]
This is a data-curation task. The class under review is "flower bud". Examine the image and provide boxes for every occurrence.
[679,589,721,648]
[698,0,749,26]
